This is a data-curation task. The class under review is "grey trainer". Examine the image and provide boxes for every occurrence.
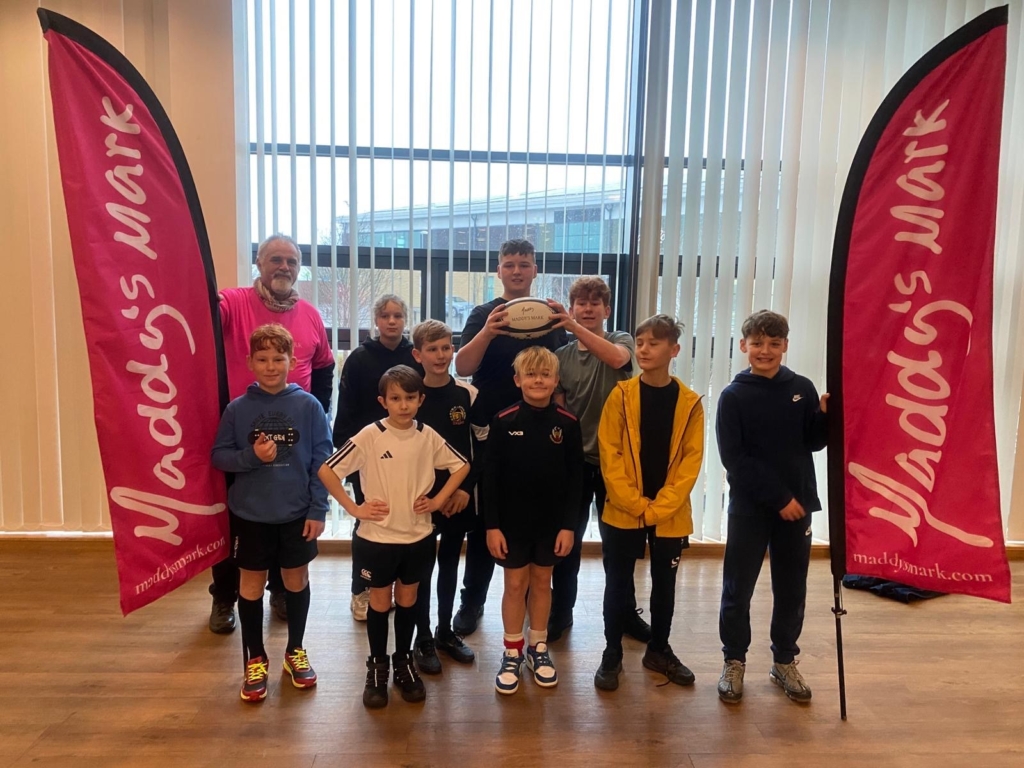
[717,659,745,703]
[770,660,812,702]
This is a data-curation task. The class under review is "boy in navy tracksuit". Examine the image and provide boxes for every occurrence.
[716,310,828,704]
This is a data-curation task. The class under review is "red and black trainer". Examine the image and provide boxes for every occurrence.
[283,647,318,688]
[240,656,269,702]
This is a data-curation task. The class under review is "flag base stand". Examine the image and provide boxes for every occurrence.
[832,575,848,720]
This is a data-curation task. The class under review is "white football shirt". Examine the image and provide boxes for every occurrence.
[325,419,467,544]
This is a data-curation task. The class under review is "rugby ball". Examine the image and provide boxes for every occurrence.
[503,297,558,339]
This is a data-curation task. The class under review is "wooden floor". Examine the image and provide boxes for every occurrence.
[1,542,1022,768]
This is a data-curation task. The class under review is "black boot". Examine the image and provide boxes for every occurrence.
[434,626,475,664]
[392,651,427,703]
[413,635,442,675]
[208,598,236,634]
[451,604,484,636]
[594,647,623,691]
[362,655,390,708]
[642,644,695,686]
[623,608,652,643]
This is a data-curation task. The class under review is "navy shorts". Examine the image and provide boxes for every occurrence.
[352,533,435,588]
[496,531,563,569]
[230,511,318,571]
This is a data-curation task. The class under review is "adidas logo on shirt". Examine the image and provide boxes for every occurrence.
[380,451,394,459]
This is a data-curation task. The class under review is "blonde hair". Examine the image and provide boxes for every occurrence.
[412,319,452,350]
[249,324,294,356]
[373,293,408,319]
[513,346,559,377]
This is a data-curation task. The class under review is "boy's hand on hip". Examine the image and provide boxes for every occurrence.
[442,489,470,516]
[303,519,326,541]
[413,495,437,515]
[554,529,574,557]
[779,498,806,521]
[355,500,389,521]
[486,529,508,560]
[254,432,277,463]
[820,393,830,413]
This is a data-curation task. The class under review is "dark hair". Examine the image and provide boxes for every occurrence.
[378,365,425,397]
[498,239,536,259]
[249,324,294,356]
[568,275,611,307]
[741,310,789,340]
[634,314,683,344]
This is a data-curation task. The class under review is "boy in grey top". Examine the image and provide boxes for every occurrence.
[547,277,651,643]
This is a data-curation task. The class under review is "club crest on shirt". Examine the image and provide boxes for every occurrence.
[550,426,563,445]
[449,405,467,426]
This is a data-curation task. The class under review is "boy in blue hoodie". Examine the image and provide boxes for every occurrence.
[715,310,828,705]
[212,324,333,703]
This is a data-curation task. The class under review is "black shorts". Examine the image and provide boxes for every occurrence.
[600,519,689,561]
[497,531,563,569]
[352,533,435,588]
[231,512,317,571]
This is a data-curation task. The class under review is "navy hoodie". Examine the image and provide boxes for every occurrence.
[212,383,333,523]
[716,366,828,517]
[332,336,422,448]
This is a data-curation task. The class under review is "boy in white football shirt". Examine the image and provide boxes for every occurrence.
[319,365,469,709]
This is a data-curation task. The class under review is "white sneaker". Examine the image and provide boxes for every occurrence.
[770,660,812,702]
[495,649,524,695]
[717,659,745,703]
[350,588,370,621]
[526,642,558,687]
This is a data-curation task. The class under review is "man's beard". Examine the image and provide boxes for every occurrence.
[268,275,294,296]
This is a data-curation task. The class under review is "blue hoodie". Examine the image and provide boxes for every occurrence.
[716,366,828,517]
[212,383,333,524]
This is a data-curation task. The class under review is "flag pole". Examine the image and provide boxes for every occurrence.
[831,574,848,720]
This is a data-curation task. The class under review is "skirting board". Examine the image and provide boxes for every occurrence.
[2,534,1021,560]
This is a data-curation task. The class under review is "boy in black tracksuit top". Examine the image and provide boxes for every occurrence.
[716,310,829,705]
[409,320,488,673]
[485,346,583,695]
[333,294,422,615]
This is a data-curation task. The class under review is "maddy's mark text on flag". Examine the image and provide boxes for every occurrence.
[849,100,993,551]
[102,95,224,545]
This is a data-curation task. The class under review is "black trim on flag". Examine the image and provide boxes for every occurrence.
[37,7,230,416]
[825,5,1008,579]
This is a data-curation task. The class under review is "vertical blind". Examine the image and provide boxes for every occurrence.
[246,0,640,342]
[656,0,1024,542]
[244,0,1024,543]
[4,0,1024,539]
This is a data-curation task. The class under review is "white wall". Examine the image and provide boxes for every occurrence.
[0,0,243,531]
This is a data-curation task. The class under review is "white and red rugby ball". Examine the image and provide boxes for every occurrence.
[502,297,558,339]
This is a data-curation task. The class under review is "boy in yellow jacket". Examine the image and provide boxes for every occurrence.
[594,314,705,691]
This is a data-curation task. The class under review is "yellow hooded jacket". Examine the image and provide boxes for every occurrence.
[597,376,705,537]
